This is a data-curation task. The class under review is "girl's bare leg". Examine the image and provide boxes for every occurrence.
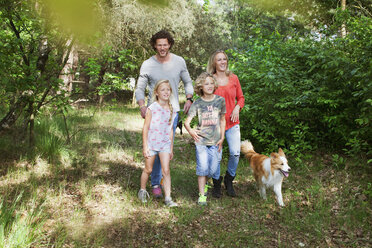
[140,155,156,189]
[159,152,171,198]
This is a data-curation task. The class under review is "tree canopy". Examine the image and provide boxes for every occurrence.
[0,0,370,156]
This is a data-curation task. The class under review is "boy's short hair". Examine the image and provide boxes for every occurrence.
[150,30,175,51]
[194,72,218,96]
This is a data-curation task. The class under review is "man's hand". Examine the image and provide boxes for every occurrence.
[140,106,147,119]
[138,99,147,119]
[183,100,193,114]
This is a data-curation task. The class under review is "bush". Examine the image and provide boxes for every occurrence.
[230,15,371,157]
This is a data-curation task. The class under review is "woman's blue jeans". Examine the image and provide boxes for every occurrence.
[224,124,241,177]
[150,113,179,187]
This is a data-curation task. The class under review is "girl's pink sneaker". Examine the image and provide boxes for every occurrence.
[152,185,163,198]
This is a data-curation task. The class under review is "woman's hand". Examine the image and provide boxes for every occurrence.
[230,105,240,123]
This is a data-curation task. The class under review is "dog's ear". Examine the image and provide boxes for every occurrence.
[278,148,285,157]
[270,152,278,158]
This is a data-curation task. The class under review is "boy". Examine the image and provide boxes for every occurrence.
[184,72,226,205]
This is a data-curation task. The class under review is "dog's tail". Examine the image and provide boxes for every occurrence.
[241,140,256,160]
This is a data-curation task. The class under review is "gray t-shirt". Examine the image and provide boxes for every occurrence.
[135,53,194,112]
[187,95,226,146]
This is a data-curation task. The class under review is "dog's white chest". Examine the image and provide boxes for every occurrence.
[261,158,283,187]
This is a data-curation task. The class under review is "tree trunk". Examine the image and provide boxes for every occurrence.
[0,95,29,133]
[96,63,108,105]
[62,109,71,144]
[132,90,137,106]
[28,101,35,148]
[341,0,347,38]
[59,40,77,94]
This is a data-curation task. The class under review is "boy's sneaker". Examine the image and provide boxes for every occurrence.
[198,193,207,206]
[138,189,150,203]
[204,183,211,196]
[165,198,178,208]
[152,185,163,198]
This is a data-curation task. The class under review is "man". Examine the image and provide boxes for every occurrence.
[135,30,194,198]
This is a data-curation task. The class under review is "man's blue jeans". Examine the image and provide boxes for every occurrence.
[224,124,241,177]
[150,113,179,187]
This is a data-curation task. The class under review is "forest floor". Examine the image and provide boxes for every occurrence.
[0,104,371,247]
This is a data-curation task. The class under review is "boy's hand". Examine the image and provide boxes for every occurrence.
[216,138,224,152]
[189,129,201,142]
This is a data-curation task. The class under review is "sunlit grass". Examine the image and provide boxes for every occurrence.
[0,192,45,248]
[0,103,370,247]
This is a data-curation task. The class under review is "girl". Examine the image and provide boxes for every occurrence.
[207,50,245,197]
[138,80,178,207]
[184,72,226,206]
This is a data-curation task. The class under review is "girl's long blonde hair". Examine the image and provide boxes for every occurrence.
[151,79,173,125]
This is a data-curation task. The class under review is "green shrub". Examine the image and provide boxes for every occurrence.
[230,14,371,157]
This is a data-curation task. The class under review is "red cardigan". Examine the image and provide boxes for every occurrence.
[214,73,245,131]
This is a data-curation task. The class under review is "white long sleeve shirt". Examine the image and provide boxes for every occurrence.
[135,53,194,112]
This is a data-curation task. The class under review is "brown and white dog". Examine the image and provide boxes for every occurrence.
[241,140,291,206]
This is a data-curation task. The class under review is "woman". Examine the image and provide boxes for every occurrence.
[207,50,245,197]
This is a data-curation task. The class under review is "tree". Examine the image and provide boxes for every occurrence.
[75,0,230,104]
[0,0,73,146]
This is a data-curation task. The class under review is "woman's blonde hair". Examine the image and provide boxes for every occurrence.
[206,49,232,76]
[152,79,173,124]
[194,72,218,97]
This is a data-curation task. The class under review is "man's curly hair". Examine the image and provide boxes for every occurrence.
[150,30,175,51]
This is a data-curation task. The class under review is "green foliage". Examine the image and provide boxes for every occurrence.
[331,154,346,169]
[82,46,137,98]
[0,0,73,141]
[364,183,372,198]
[230,12,371,156]
[202,0,210,12]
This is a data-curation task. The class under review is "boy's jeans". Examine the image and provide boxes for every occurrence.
[195,144,222,180]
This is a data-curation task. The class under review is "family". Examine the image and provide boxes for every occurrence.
[135,30,245,207]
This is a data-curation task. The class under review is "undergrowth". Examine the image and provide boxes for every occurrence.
[0,104,370,247]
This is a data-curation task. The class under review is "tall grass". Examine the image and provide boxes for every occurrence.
[0,192,45,248]
[34,117,67,163]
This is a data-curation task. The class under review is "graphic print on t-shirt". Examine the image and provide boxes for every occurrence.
[188,95,226,146]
